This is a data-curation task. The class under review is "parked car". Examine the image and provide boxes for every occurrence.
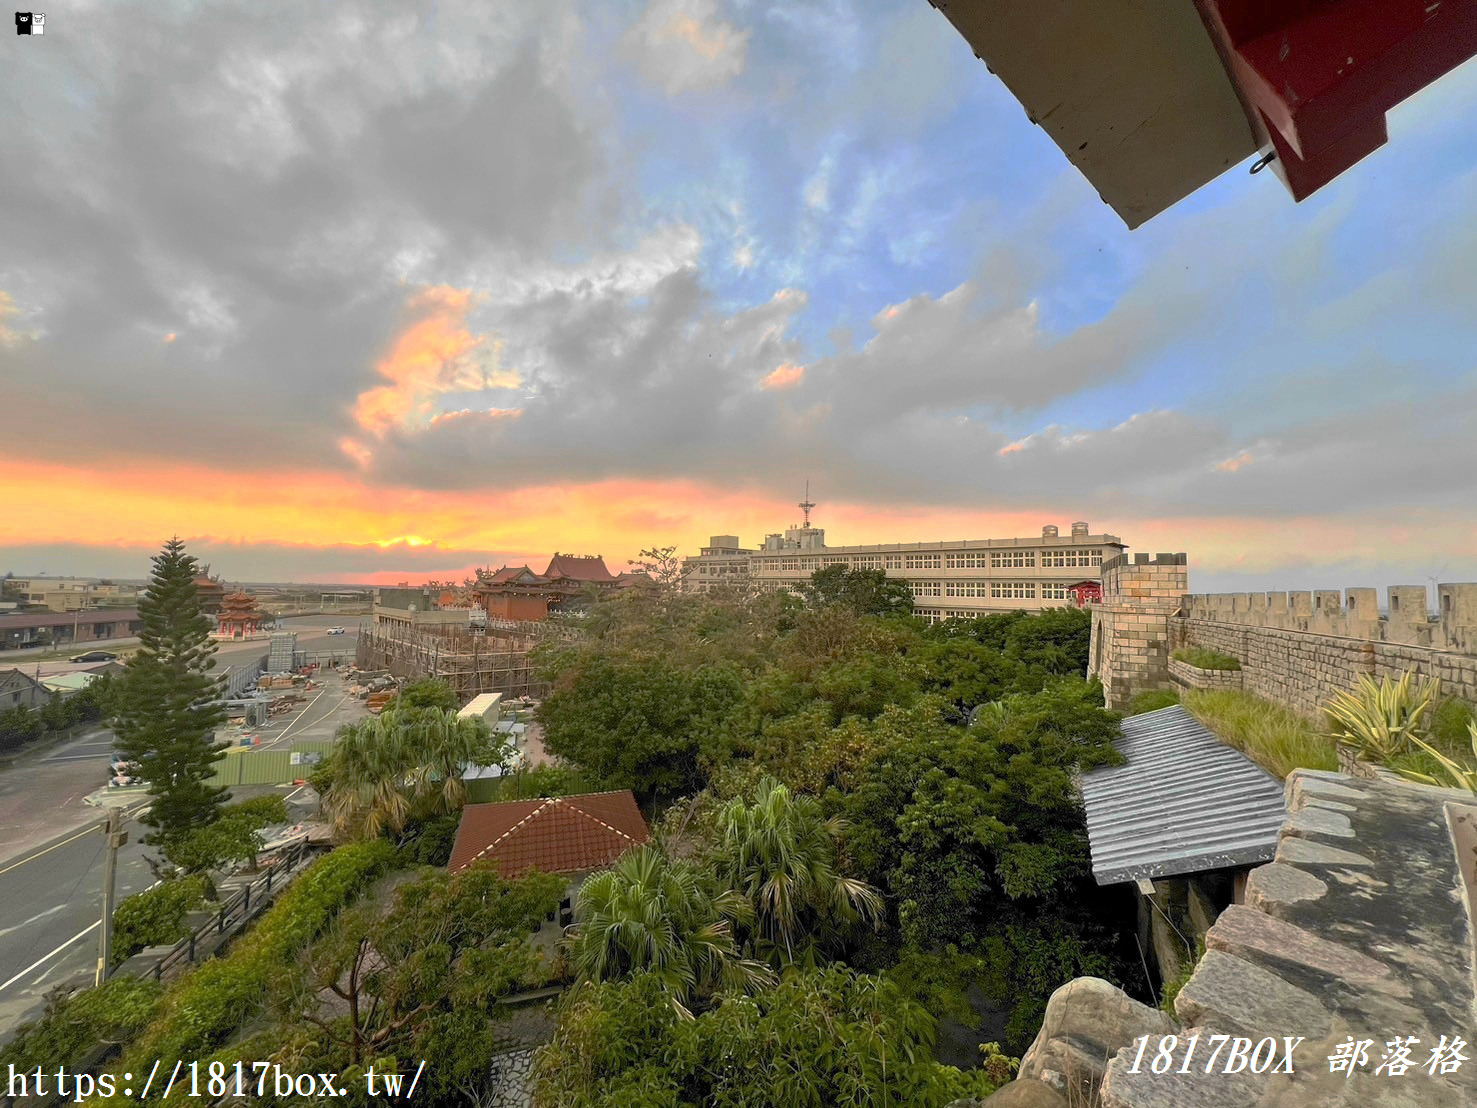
[71,650,119,662]
[326,626,346,635]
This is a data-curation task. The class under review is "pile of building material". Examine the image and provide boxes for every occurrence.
[366,691,396,714]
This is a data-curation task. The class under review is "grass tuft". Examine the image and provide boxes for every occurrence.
[1172,647,1241,672]
[1181,689,1337,779]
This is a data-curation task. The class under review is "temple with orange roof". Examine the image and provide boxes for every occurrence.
[214,589,268,639]
[471,554,654,621]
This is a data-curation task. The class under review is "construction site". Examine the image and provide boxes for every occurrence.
[354,620,559,702]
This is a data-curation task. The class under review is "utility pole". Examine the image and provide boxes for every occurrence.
[95,808,128,986]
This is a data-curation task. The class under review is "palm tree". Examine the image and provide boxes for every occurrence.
[321,707,508,838]
[715,777,882,967]
[321,712,415,837]
[564,844,773,1015]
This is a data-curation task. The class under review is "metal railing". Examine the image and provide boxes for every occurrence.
[149,841,314,981]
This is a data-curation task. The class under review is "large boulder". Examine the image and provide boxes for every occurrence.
[1017,977,1177,1103]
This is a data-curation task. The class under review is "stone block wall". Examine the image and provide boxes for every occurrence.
[1181,583,1477,650]
[1093,574,1477,719]
[1089,553,1188,712]
[1168,616,1477,719]
[1166,655,1242,692]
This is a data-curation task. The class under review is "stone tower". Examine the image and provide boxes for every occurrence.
[1089,553,1188,711]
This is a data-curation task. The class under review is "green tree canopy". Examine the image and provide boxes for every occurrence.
[714,777,881,968]
[109,537,229,845]
[531,967,1003,1108]
[538,654,745,803]
[319,707,510,838]
[802,565,915,617]
[393,677,459,713]
[565,844,771,1014]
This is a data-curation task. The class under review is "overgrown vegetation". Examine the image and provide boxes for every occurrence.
[68,575,1149,1103]
[1171,646,1241,671]
[532,583,1144,1075]
[1126,688,1180,716]
[110,875,210,967]
[0,976,163,1074]
[111,839,395,1080]
[1182,689,1338,777]
[531,969,1005,1106]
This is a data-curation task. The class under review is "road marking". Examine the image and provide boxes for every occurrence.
[263,691,350,749]
[0,799,150,877]
[0,903,69,940]
[0,876,160,993]
[0,922,98,991]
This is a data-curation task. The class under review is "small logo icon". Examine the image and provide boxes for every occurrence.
[15,11,42,34]
[33,11,42,33]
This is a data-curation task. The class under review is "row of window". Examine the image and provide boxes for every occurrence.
[1042,548,1104,568]
[751,549,1105,573]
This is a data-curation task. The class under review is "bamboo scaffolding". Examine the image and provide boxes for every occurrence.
[354,622,558,701]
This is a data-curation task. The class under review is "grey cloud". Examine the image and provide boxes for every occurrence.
[0,1,602,467]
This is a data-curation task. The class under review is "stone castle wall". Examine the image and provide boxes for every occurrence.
[1168,616,1477,718]
[1089,553,1188,712]
[1093,568,1477,716]
[1166,655,1242,691]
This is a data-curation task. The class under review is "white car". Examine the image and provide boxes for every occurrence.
[326,627,346,635]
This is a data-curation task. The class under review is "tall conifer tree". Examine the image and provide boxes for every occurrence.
[111,537,228,843]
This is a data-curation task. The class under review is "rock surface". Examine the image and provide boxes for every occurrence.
[991,769,1477,1107]
[1016,977,1176,1102]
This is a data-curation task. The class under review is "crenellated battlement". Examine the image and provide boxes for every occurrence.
[1182,583,1477,653]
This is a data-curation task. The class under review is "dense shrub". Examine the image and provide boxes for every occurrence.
[0,976,162,1074]
[115,839,395,1079]
[532,968,1004,1107]
[111,875,211,966]
[397,813,460,866]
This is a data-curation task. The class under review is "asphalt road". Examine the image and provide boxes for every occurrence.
[0,616,360,1037]
[0,609,365,662]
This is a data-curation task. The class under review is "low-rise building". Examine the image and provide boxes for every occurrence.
[3,576,142,612]
[0,668,48,710]
[0,609,144,650]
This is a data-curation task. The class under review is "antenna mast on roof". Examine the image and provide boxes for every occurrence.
[798,480,816,528]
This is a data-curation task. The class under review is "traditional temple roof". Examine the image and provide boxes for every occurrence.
[543,554,616,583]
[486,566,545,585]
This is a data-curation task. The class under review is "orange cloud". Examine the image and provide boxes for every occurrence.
[1216,451,1255,472]
[1,449,1467,588]
[350,286,520,438]
[163,332,178,344]
[760,362,805,390]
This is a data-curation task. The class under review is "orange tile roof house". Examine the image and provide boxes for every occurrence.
[448,790,649,876]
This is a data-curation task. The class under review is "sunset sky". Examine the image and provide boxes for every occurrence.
[3,2,1475,592]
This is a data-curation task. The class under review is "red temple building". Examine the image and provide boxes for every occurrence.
[215,589,267,639]
[471,554,655,621]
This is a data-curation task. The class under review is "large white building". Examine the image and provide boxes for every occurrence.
[683,517,1128,621]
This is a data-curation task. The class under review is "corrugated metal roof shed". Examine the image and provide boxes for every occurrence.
[1079,704,1286,886]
